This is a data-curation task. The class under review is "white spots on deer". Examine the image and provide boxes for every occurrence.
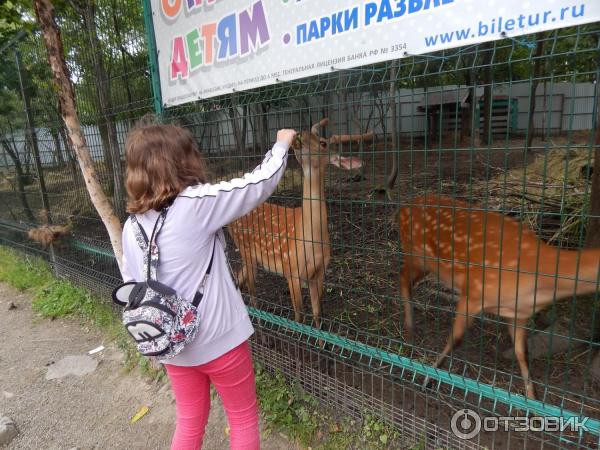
[490,267,503,278]
[438,242,452,254]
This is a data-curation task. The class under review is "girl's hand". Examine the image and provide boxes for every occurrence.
[276,129,297,149]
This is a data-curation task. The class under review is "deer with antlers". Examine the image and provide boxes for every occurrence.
[229,118,370,328]
[398,195,600,399]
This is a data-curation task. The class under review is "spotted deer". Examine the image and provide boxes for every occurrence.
[398,195,600,399]
[230,118,370,328]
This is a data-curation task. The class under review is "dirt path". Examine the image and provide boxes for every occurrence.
[0,283,295,450]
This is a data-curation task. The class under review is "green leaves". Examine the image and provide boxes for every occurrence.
[255,365,319,446]
[0,0,34,43]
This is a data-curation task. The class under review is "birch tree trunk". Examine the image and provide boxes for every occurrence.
[33,0,123,270]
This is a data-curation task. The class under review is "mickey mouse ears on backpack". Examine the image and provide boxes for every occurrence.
[112,282,137,307]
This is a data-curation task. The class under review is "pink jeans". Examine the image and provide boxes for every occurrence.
[164,341,259,450]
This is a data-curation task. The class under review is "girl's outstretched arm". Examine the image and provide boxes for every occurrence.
[180,130,296,233]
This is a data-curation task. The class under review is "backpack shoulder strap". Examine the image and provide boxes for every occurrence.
[146,208,169,281]
[192,236,217,307]
[129,209,169,281]
[129,214,149,252]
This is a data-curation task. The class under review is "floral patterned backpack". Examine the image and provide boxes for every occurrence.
[112,208,214,358]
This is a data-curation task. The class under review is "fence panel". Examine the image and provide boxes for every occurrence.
[1,8,599,449]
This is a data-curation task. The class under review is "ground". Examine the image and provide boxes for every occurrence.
[0,283,295,450]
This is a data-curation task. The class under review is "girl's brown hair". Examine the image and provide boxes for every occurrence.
[125,124,208,214]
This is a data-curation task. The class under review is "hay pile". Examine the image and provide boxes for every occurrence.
[474,147,593,245]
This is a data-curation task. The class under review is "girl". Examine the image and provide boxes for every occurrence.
[120,124,296,450]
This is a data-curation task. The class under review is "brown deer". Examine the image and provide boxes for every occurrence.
[398,195,600,399]
[230,118,370,328]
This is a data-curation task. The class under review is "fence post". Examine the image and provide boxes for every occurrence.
[14,46,57,272]
[142,0,164,120]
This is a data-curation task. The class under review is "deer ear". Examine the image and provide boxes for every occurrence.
[329,154,363,170]
[329,132,374,144]
[311,118,329,135]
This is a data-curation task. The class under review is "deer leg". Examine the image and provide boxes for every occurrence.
[287,275,304,323]
[423,296,478,389]
[308,265,325,330]
[244,261,258,308]
[507,318,536,400]
[236,264,248,287]
[399,259,424,341]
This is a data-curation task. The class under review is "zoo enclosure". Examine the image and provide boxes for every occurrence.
[1,4,600,449]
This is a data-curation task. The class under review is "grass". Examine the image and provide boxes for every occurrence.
[0,245,411,449]
[0,247,53,290]
[256,363,407,449]
[255,365,319,447]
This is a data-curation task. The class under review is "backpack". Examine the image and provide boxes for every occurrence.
[112,208,215,359]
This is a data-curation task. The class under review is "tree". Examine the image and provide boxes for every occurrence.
[0,19,38,224]
[526,33,547,151]
[33,0,123,269]
[229,95,248,153]
[0,2,33,42]
[66,0,124,216]
[481,43,494,146]
[460,53,481,147]
[14,46,51,218]
[385,62,399,195]
[0,136,35,222]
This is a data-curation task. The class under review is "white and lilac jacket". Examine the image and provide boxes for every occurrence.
[120,142,289,366]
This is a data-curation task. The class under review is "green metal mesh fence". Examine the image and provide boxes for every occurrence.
[1,3,599,448]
